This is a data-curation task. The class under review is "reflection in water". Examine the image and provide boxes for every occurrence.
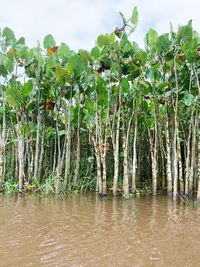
[0,194,200,267]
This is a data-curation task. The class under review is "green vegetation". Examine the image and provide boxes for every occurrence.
[0,7,200,200]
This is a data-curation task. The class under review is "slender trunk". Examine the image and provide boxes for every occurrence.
[102,153,107,195]
[113,54,121,196]
[166,114,172,195]
[150,91,158,196]
[190,114,197,193]
[132,117,137,192]
[54,119,61,193]
[17,115,25,192]
[173,56,179,200]
[173,114,178,200]
[64,96,72,190]
[52,137,57,173]
[123,113,133,199]
[15,143,19,180]
[152,146,157,196]
[0,137,4,191]
[113,107,120,196]
[185,125,191,195]
[38,129,45,181]
[91,133,102,194]
[197,135,200,202]
[74,92,81,185]
[0,100,6,191]
[27,135,34,182]
[34,112,41,179]
[177,134,183,194]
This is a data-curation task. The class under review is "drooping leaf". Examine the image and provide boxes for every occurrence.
[119,12,127,26]
[131,6,138,26]
[58,130,66,136]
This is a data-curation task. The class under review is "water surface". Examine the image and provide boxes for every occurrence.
[0,194,200,267]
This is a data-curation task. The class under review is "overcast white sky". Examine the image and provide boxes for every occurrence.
[0,0,199,51]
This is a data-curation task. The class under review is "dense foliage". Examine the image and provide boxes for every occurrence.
[0,7,200,200]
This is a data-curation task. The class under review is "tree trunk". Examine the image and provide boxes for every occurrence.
[178,135,183,194]
[113,107,120,196]
[102,153,107,196]
[64,97,72,191]
[197,136,200,202]
[0,137,4,192]
[173,57,179,201]
[74,92,81,185]
[38,129,45,181]
[0,103,6,192]
[190,115,197,193]
[16,115,25,193]
[132,117,137,192]
[166,114,172,195]
[34,112,41,179]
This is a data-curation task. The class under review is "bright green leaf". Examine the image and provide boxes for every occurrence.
[43,34,56,49]
[57,43,71,59]
[183,93,194,106]
[131,6,138,26]
[2,27,16,45]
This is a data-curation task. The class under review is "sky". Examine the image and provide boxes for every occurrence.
[0,0,199,51]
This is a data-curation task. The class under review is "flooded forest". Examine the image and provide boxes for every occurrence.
[1,5,200,267]
[0,7,200,201]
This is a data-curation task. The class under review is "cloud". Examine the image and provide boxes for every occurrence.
[0,0,200,51]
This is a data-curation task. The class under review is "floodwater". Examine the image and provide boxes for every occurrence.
[0,194,200,267]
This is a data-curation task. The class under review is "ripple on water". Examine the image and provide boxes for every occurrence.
[0,195,200,267]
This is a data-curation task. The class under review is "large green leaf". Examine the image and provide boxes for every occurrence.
[17,37,25,45]
[4,57,14,73]
[67,54,84,77]
[7,86,23,108]
[97,35,109,48]
[183,93,194,106]
[57,43,71,59]
[43,34,56,49]
[121,78,130,93]
[146,29,158,48]
[156,34,171,53]
[86,99,95,114]
[79,49,90,64]
[2,27,16,45]
[0,64,8,77]
[177,20,193,44]
[90,47,100,59]
[21,80,33,98]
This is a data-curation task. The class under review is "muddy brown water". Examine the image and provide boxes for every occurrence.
[0,194,200,267]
